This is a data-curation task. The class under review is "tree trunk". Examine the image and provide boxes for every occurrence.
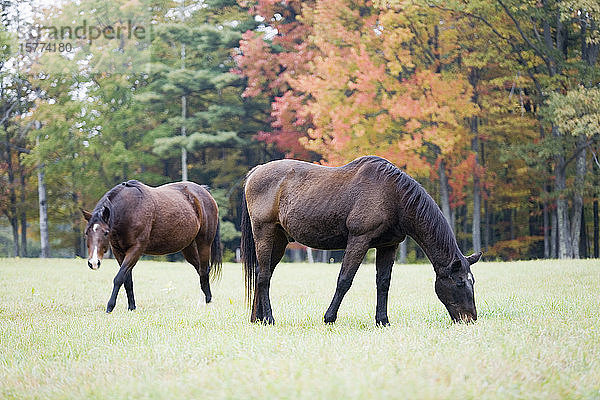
[9,214,19,257]
[482,139,490,252]
[72,192,84,258]
[472,169,481,253]
[594,198,599,258]
[471,125,481,254]
[462,205,469,251]
[569,135,587,258]
[291,248,302,262]
[580,206,588,259]
[551,208,558,258]
[4,130,19,257]
[484,199,490,251]
[543,201,550,258]
[399,239,407,264]
[438,159,453,231]
[181,93,188,181]
[181,21,188,181]
[306,247,314,263]
[38,166,50,258]
[554,131,571,259]
[509,209,515,241]
[468,69,481,253]
[321,250,330,263]
[19,164,27,257]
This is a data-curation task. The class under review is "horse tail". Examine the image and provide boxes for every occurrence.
[240,189,257,305]
[209,220,223,282]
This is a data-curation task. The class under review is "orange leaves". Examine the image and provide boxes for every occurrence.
[292,0,480,173]
[237,0,482,180]
[236,32,280,98]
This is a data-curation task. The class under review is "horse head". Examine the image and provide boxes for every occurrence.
[434,251,482,323]
[82,207,111,270]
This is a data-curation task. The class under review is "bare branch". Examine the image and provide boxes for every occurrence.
[0,140,30,154]
[496,0,555,74]
[0,102,17,126]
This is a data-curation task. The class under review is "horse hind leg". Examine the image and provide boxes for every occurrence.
[250,223,288,324]
[252,227,287,323]
[182,241,212,304]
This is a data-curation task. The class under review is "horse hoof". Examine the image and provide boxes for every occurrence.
[376,319,390,327]
[323,314,337,324]
[262,316,275,325]
[128,307,136,311]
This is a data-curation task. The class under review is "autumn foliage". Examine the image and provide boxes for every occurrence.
[238,0,477,181]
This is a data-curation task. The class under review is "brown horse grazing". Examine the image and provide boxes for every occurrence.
[241,156,481,325]
[82,180,222,313]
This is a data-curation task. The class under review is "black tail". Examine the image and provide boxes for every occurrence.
[209,220,223,282]
[240,190,257,305]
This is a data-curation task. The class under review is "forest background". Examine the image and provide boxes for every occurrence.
[0,0,598,262]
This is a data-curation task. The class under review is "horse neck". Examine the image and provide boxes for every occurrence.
[401,201,460,270]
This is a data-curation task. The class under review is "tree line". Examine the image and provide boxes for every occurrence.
[0,0,598,261]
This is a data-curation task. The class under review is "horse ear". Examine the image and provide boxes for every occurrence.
[101,206,110,223]
[466,251,482,265]
[81,208,92,221]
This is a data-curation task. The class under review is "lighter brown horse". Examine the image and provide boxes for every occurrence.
[82,180,222,312]
[241,156,481,325]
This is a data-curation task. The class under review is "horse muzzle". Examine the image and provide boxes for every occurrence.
[451,311,477,324]
[88,259,101,270]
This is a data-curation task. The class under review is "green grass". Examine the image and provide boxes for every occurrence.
[1,258,599,399]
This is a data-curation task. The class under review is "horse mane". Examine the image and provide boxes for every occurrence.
[89,180,142,227]
[353,156,458,258]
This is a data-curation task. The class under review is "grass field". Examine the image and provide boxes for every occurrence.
[1,258,599,399]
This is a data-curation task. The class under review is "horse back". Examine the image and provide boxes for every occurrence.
[245,158,402,249]
[163,182,219,237]
[142,182,217,254]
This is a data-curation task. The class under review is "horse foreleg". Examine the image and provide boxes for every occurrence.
[123,270,136,311]
[375,245,397,326]
[106,246,142,313]
[324,236,370,324]
[113,250,135,311]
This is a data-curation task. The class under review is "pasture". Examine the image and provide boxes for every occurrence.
[1,258,599,399]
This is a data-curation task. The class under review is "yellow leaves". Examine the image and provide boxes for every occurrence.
[379,10,414,74]
[545,86,600,138]
[516,167,529,176]
[278,0,487,181]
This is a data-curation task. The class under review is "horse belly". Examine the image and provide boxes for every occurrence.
[280,216,348,250]
[293,233,347,250]
[145,204,199,255]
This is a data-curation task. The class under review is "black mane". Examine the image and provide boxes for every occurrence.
[89,180,142,227]
[353,156,458,263]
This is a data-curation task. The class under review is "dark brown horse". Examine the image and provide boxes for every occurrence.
[82,180,222,312]
[241,156,481,325]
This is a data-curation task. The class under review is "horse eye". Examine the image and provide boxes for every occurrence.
[103,231,109,236]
